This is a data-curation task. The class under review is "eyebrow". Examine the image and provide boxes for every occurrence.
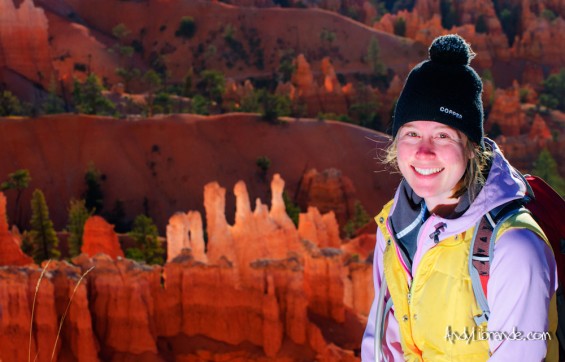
[401,124,463,137]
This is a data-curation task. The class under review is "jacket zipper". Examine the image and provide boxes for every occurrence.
[386,219,413,305]
[407,216,439,305]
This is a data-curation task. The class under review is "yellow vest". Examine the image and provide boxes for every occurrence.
[375,200,558,362]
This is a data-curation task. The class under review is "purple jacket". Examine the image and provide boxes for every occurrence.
[361,139,558,361]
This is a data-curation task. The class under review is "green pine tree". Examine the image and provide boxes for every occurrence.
[72,73,116,115]
[67,199,91,257]
[0,90,23,116]
[198,70,226,105]
[532,149,565,196]
[1,169,31,229]
[29,189,60,264]
[127,214,164,265]
[42,76,65,114]
[539,69,565,112]
[111,23,141,92]
[367,37,386,76]
[83,163,104,214]
[283,191,300,227]
[343,200,370,238]
[143,70,162,116]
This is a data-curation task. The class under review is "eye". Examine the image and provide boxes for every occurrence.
[404,131,418,137]
[437,133,449,139]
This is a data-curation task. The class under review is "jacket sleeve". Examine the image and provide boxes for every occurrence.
[361,228,404,361]
[487,228,558,361]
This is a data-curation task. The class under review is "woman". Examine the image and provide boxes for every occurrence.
[361,35,557,361]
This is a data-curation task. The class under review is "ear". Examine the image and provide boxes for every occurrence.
[467,143,478,160]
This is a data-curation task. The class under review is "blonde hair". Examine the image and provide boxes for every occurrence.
[382,135,492,202]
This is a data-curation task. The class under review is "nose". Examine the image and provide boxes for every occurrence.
[415,138,436,159]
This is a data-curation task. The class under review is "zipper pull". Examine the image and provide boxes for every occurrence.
[429,222,447,243]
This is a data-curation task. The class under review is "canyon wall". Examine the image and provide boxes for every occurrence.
[0,174,374,361]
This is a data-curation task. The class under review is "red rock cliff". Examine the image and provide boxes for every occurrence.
[0,174,372,361]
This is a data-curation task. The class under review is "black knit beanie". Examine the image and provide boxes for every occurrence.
[392,34,484,146]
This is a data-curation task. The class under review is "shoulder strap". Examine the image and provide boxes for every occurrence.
[469,203,525,325]
[469,214,495,325]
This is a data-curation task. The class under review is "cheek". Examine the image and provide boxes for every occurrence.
[449,148,469,177]
[396,145,412,176]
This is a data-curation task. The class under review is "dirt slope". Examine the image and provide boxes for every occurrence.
[0,113,399,233]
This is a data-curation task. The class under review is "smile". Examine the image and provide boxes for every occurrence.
[414,167,444,176]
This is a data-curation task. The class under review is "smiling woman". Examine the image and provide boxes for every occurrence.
[361,34,558,362]
[396,121,469,214]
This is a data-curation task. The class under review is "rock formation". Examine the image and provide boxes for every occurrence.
[0,192,33,266]
[296,168,357,228]
[318,57,349,116]
[166,211,207,263]
[0,260,99,362]
[0,0,53,92]
[283,55,352,117]
[487,84,525,136]
[81,216,124,259]
[0,173,372,361]
[529,113,553,143]
[513,17,565,69]
[298,207,341,248]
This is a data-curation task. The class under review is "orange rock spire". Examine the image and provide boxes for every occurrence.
[81,216,124,259]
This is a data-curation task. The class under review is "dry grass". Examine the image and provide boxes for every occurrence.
[27,260,94,362]
[29,260,51,362]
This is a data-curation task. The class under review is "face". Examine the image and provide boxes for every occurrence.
[396,121,471,211]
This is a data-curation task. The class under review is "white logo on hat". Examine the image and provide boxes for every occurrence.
[439,106,463,119]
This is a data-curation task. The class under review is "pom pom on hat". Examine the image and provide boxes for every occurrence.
[429,34,475,65]
[392,34,484,146]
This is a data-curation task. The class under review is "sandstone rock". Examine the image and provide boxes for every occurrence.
[319,57,349,116]
[0,261,99,362]
[482,78,495,109]
[0,268,39,361]
[303,243,345,322]
[269,174,296,231]
[414,0,441,20]
[457,0,500,33]
[28,266,59,362]
[166,211,207,263]
[296,168,357,228]
[341,233,376,262]
[529,113,553,146]
[496,131,564,174]
[345,262,374,316]
[513,17,565,68]
[203,182,236,264]
[81,255,159,357]
[298,207,341,248]
[81,216,124,259]
[487,84,525,136]
[522,64,545,89]
[291,54,316,96]
[50,261,100,362]
[0,0,53,91]
[284,54,351,117]
[0,192,33,266]
[0,173,371,361]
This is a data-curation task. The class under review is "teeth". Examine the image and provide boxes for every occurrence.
[414,167,443,176]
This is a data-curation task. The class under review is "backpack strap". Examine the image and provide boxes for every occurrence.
[469,202,525,325]
[469,214,495,325]
[374,275,393,362]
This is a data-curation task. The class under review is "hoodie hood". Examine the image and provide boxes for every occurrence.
[389,138,528,242]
